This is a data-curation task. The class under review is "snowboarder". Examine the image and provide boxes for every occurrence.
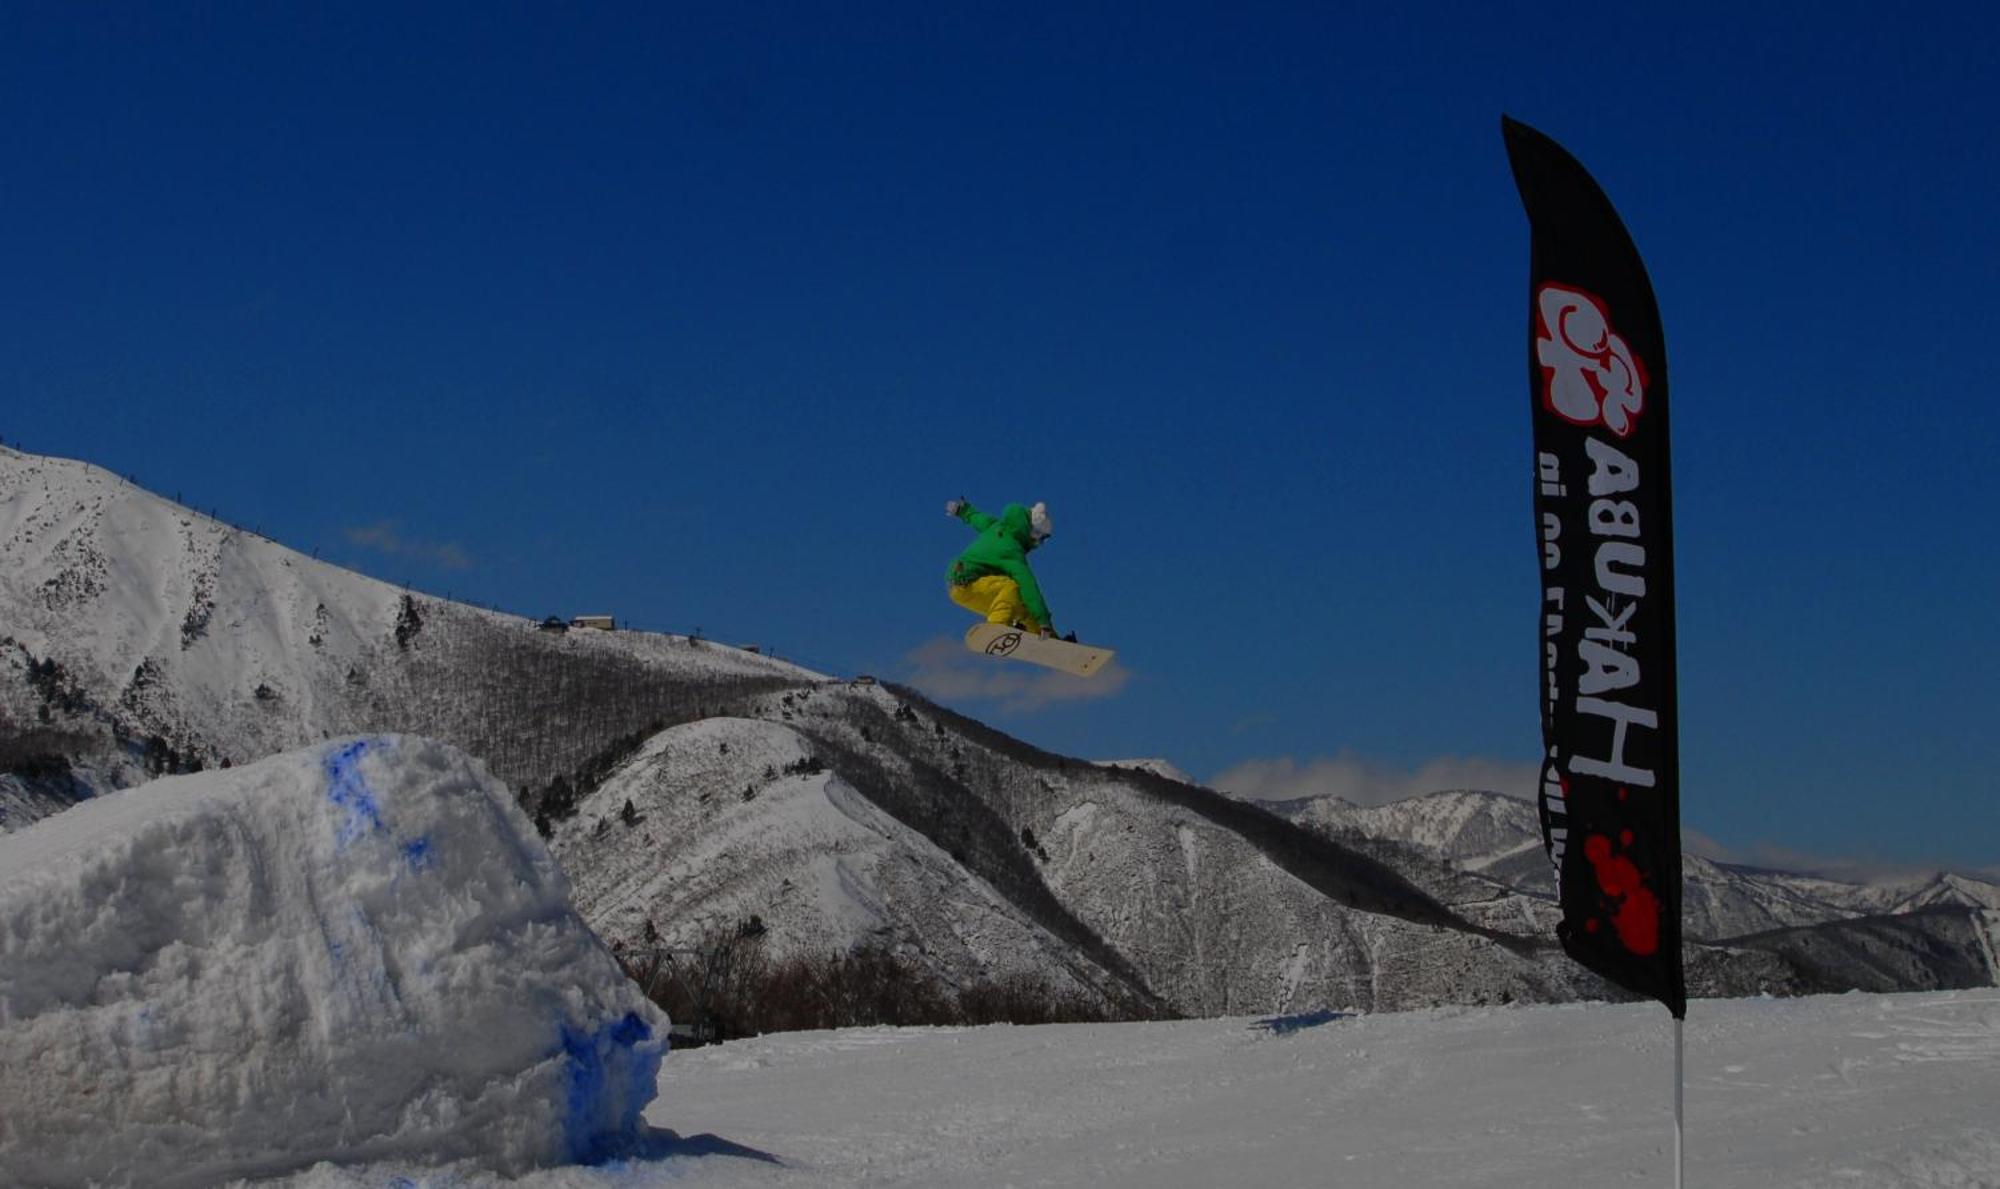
[944,498,1059,638]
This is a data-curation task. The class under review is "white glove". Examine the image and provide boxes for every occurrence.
[945,498,965,517]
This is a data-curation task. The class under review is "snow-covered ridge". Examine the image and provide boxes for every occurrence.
[0,444,396,718]
[1262,784,2000,948]
[1258,787,1542,867]
[1093,757,1196,785]
[0,735,665,1187]
[0,444,816,830]
[554,717,1115,999]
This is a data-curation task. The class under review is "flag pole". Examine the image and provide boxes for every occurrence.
[1673,1014,1685,1188]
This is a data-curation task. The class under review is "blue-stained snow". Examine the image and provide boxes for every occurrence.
[401,837,435,872]
[318,742,438,1004]
[324,740,384,847]
[560,1012,662,1165]
[324,741,439,879]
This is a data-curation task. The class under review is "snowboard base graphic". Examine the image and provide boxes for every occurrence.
[963,623,1115,678]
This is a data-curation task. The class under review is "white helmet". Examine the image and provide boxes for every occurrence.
[1029,501,1053,542]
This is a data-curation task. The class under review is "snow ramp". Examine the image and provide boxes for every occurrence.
[0,736,666,1187]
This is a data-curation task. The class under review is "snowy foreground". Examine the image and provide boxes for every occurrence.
[269,990,1998,1188]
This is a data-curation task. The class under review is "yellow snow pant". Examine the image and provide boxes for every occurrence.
[948,575,1045,633]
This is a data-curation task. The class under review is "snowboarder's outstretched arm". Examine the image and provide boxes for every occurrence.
[947,497,998,533]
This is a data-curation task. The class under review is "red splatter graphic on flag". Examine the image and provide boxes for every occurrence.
[1583,833,1659,955]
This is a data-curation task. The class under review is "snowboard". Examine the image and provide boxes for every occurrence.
[963,623,1115,678]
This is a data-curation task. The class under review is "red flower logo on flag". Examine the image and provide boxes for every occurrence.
[1535,283,1647,437]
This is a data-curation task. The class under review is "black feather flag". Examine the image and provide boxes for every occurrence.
[1502,116,1686,1018]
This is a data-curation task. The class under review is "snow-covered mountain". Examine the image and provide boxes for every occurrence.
[1259,785,2000,989]
[1261,788,2000,931]
[0,444,809,828]
[2,444,1991,1016]
[550,715,1137,1010]
[1260,788,1549,882]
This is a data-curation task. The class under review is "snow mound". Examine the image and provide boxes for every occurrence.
[0,735,667,1188]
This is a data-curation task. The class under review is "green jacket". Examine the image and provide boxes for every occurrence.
[947,501,1052,629]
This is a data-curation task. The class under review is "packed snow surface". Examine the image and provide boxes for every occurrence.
[252,989,1996,1187]
[0,736,666,1187]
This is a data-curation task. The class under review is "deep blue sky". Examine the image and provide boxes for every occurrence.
[4,4,1995,872]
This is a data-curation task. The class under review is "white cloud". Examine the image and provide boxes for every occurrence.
[1678,826,1735,864]
[901,635,1130,714]
[342,521,473,571]
[1210,751,1540,808]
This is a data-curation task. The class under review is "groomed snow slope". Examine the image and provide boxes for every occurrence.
[0,736,666,1187]
[250,989,1999,1187]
